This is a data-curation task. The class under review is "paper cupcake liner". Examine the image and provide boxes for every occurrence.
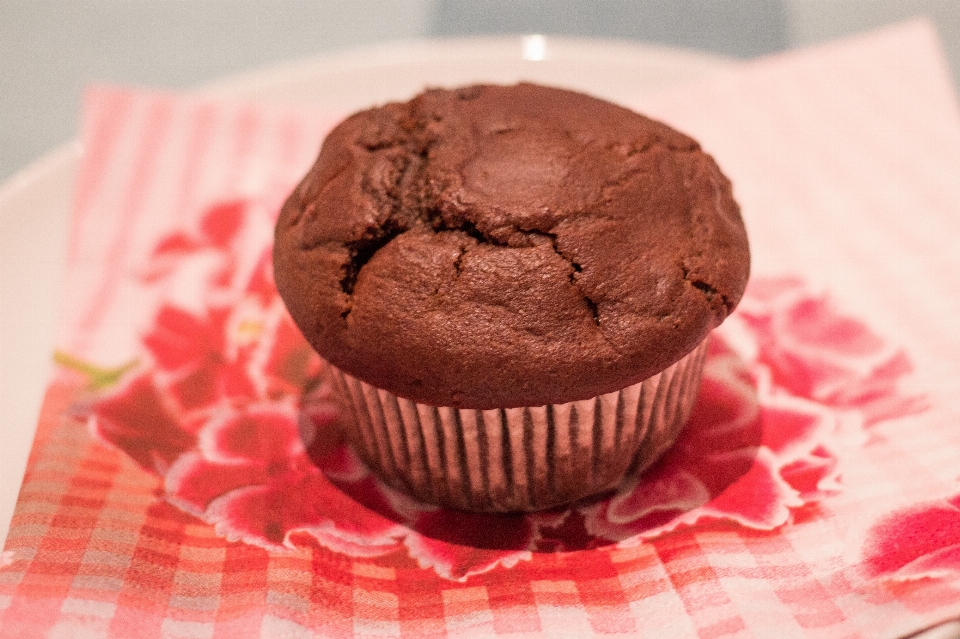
[323,338,710,513]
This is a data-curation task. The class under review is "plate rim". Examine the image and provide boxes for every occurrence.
[2,35,732,203]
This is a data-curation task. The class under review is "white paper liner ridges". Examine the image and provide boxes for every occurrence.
[324,338,709,512]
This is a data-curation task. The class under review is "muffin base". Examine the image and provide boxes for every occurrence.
[323,338,709,513]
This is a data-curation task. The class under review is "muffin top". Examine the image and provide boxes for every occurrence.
[273,83,749,409]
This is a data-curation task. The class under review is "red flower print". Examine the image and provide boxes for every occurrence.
[141,201,247,286]
[143,304,258,411]
[82,198,926,581]
[260,309,321,399]
[579,339,840,544]
[403,510,534,581]
[142,198,288,312]
[244,248,278,305]
[89,373,196,474]
[198,200,247,248]
[862,494,960,581]
[166,402,404,555]
[735,278,926,426]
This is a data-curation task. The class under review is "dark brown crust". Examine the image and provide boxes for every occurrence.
[274,83,750,409]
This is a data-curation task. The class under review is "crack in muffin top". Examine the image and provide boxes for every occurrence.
[274,83,750,409]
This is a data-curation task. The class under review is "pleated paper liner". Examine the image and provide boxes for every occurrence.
[324,337,709,512]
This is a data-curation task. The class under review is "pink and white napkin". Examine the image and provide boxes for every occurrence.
[2,18,960,639]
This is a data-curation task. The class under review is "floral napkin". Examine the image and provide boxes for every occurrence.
[3,18,960,639]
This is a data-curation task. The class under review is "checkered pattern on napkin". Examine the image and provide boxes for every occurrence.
[4,19,960,639]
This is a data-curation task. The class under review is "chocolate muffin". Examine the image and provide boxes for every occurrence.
[274,83,749,512]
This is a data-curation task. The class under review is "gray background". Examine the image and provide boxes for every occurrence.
[2,0,960,182]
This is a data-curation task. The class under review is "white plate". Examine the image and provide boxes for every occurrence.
[0,35,729,546]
